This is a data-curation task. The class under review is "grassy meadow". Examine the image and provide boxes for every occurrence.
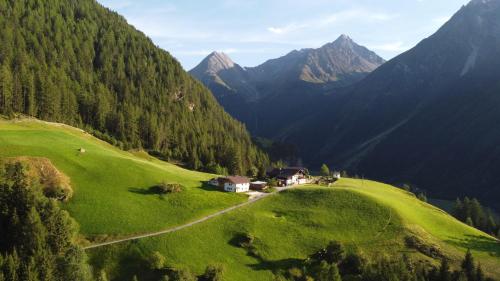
[89,180,500,280]
[2,119,499,280]
[0,119,247,238]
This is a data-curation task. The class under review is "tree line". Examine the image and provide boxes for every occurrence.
[453,197,499,238]
[273,240,496,281]
[0,0,268,175]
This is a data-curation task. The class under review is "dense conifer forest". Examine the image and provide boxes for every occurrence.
[0,0,268,175]
[0,162,92,281]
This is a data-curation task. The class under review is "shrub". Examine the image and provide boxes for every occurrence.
[267,178,278,187]
[202,264,225,281]
[170,268,196,281]
[155,183,182,194]
[404,235,444,259]
[147,251,166,270]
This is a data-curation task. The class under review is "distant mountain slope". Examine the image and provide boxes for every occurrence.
[190,52,259,101]
[190,35,385,137]
[0,0,267,174]
[282,0,500,208]
[248,34,385,84]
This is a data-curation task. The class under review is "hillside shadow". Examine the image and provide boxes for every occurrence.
[445,234,500,257]
[227,233,303,273]
[128,187,158,195]
[198,181,225,192]
[128,186,167,200]
[248,257,303,272]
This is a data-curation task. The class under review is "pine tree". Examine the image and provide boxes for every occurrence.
[439,258,451,281]
[476,263,485,281]
[0,64,13,115]
[320,164,330,177]
[461,249,475,281]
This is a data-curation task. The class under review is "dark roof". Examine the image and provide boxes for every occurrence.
[268,167,308,178]
[225,176,250,184]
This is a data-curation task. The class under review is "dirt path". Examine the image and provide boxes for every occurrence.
[84,185,293,250]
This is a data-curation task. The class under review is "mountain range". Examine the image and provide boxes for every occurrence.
[190,35,385,136]
[192,0,500,209]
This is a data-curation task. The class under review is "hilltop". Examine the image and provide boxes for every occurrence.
[89,179,500,280]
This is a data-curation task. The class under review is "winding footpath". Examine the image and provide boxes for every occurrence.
[84,185,293,250]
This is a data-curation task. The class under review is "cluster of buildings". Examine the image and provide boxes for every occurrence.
[209,167,310,193]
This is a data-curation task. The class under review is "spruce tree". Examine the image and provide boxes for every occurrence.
[476,263,485,281]
[461,249,475,281]
[439,258,451,281]
[320,164,330,177]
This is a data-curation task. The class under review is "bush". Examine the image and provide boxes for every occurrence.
[267,178,278,187]
[202,264,225,281]
[170,268,196,281]
[404,235,444,259]
[154,183,183,194]
[147,251,166,270]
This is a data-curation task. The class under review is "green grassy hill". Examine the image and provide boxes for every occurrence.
[1,119,499,280]
[90,180,500,281]
[0,119,246,239]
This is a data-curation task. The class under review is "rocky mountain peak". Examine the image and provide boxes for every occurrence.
[334,34,353,43]
[196,51,236,75]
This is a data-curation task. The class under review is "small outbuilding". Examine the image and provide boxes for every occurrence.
[333,172,341,180]
[250,181,268,191]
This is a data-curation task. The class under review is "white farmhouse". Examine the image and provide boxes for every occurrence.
[223,176,250,193]
[268,167,309,186]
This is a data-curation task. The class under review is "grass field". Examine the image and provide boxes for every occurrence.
[2,119,499,280]
[0,119,247,238]
[90,180,500,281]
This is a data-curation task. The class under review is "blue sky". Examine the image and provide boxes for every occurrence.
[97,0,470,70]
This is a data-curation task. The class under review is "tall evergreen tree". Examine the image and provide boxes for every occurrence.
[462,250,475,281]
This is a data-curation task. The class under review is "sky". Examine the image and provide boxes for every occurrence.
[97,0,470,70]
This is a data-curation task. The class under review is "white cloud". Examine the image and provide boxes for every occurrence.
[267,23,308,35]
[267,9,398,35]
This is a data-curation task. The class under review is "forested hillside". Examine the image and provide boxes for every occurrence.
[0,0,268,175]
